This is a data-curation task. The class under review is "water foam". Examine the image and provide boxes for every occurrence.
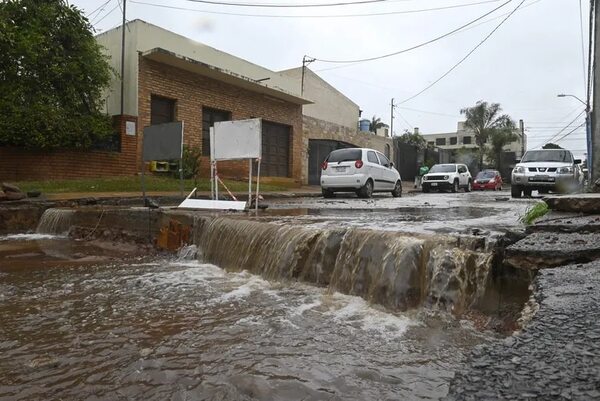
[0,233,63,241]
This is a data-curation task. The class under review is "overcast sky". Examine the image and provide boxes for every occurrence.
[72,0,590,159]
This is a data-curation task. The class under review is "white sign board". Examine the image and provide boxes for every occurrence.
[212,119,262,161]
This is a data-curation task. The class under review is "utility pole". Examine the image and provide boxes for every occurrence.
[519,119,525,158]
[300,55,315,96]
[120,0,127,116]
[390,98,394,138]
[592,0,599,186]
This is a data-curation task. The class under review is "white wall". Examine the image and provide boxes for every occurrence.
[280,68,360,129]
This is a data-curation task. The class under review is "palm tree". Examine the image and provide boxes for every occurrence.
[369,115,385,132]
[460,101,516,170]
[487,130,518,173]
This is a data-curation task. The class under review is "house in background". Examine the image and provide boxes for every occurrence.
[421,121,527,176]
[279,68,394,185]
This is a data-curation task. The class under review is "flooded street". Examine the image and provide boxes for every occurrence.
[0,236,494,401]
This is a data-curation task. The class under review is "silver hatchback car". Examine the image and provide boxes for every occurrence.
[320,148,402,198]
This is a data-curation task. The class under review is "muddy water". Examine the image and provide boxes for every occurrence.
[0,237,494,401]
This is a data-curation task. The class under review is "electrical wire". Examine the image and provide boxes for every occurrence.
[181,0,392,7]
[397,0,526,105]
[87,0,113,20]
[93,3,120,25]
[586,0,594,108]
[310,0,512,63]
[537,110,586,147]
[396,106,461,118]
[552,122,586,143]
[130,0,501,18]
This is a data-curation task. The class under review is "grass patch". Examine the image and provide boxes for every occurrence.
[13,176,290,194]
[520,201,549,225]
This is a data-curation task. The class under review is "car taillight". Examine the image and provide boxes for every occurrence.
[355,160,363,169]
[321,161,328,170]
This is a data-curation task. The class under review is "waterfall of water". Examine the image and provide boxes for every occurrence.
[193,217,496,313]
[36,209,74,235]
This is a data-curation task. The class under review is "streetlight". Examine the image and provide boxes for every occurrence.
[557,93,591,182]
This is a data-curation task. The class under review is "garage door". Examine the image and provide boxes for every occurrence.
[262,121,290,177]
[308,139,356,185]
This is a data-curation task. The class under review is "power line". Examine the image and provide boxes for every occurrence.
[131,0,501,18]
[397,0,526,105]
[309,0,512,63]
[93,4,120,25]
[553,122,586,143]
[397,106,461,118]
[586,0,594,107]
[87,0,113,20]
[180,0,393,7]
[537,110,586,147]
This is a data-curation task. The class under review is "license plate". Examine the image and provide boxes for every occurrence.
[531,175,554,182]
[431,183,438,187]
[335,167,347,172]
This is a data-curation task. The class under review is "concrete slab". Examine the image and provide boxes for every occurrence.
[529,211,600,233]
[544,193,600,214]
[505,232,600,269]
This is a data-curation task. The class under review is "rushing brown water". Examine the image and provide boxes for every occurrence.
[0,235,495,401]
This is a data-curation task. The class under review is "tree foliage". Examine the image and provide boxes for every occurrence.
[486,129,518,172]
[542,143,563,149]
[0,0,114,149]
[395,129,426,150]
[460,101,516,170]
[369,115,385,132]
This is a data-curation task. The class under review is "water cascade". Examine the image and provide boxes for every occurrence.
[36,208,74,235]
[194,217,495,314]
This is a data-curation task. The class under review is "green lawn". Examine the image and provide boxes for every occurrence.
[13,176,289,194]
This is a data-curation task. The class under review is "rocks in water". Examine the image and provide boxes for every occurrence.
[0,183,26,201]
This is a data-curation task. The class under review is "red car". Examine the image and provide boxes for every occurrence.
[472,169,503,191]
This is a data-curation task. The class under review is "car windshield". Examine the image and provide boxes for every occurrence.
[521,150,573,163]
[327,148,362,162]
[429,164,457,173]
[476,171,497,179]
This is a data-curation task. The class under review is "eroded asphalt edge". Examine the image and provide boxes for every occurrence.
[445,195,600,401]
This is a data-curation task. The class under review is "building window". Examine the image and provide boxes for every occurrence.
[435,138,446,146]
[450,137,457,145]
[151,95,176,125]
[202,107,231,156]
[463,136,472,145]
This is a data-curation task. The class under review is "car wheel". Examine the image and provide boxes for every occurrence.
[451,179,459,193]
[539,189,549,194]
[322,188,335,198]
[391,180,402,197]
[422,184,430,193]
[358,179,373,198]
[523,188,532,197]
[511,185,522,198]
[465,180,472,192]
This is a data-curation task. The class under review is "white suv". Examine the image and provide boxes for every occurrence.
[320,148,402,198]
[422,164,472,193]
[511,149,583,197]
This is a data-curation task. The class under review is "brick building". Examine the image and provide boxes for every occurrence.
[0,20,393,185]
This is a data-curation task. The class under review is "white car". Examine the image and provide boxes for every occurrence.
[422,163,473,193]
[511,149,583,197]
[320,148,402,198]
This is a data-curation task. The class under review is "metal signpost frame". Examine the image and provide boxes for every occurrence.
[210,119,262,211]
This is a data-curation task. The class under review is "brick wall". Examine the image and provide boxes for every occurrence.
[138,57,304,182]
[0,115,138,182]
[301,115,394,183]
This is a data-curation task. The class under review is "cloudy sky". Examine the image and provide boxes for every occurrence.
[71,0,590,159]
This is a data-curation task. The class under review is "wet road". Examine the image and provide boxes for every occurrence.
[0,237,494,401]
[260,191,536,236]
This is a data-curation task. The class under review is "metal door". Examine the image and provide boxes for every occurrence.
[262,121,290,177]
[308,139,356,185]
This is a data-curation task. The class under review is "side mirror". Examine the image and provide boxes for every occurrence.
[515,159,521,163]
[575,159,582,164]
[390,162,394,168]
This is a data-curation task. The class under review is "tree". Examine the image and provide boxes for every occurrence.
[486,130,518,172]
[395,129,426,149]
[369,115,385,132]
[0,0,114,149]
[542,143,563,149]
[460,101,516,170]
